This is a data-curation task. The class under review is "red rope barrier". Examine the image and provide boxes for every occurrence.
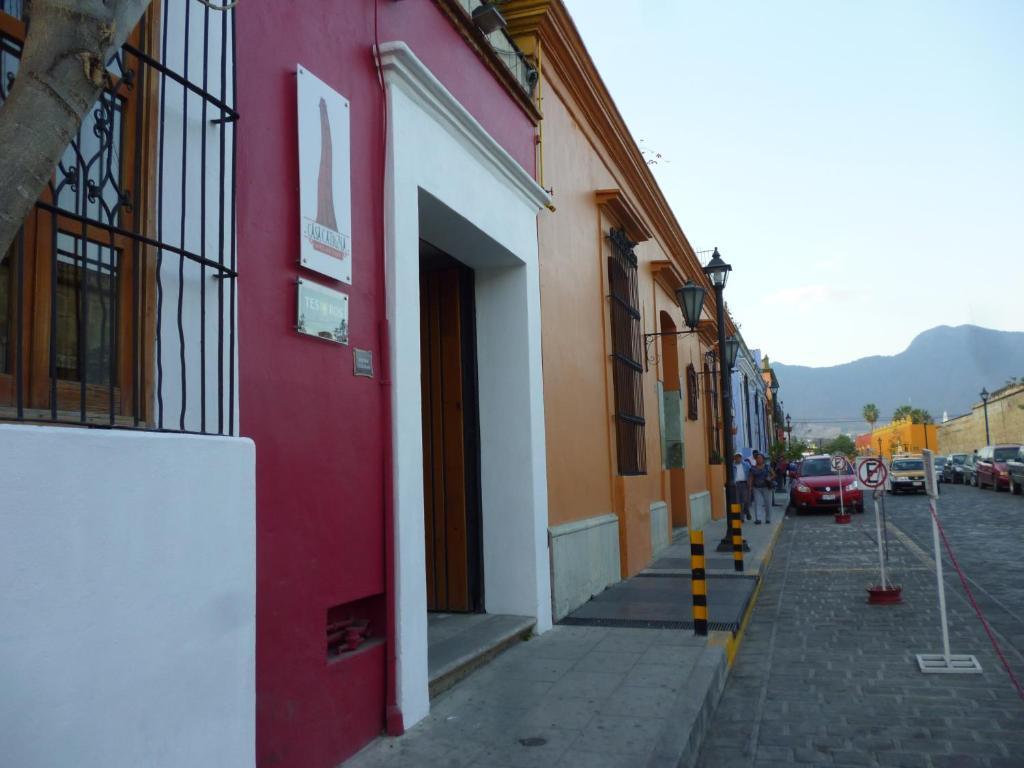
[929,503,1024,701]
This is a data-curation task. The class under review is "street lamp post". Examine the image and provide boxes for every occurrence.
[704,250,746,564]
[785,413,792,448]
[980,387,991,445]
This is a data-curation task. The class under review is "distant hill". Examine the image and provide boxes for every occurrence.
[774,325,1024,438]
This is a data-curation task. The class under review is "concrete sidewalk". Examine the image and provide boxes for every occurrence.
[345,502,785,768]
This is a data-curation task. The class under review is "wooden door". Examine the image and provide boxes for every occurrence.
[420,263,481,613]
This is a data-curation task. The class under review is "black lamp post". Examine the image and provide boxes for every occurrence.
[785,413,792,447]
[704,249,746,563]
[980,387,991,445]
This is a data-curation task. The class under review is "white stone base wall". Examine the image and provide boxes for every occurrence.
[689,491,712,530]
[549,514,621,620]
[650,501,670,558]
[0,424,256,768]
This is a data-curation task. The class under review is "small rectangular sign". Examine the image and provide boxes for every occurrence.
[353,348,373,377]
[297,279,348,345]
[297,65,352,284]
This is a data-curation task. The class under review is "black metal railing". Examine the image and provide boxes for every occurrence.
[0,0,238,435]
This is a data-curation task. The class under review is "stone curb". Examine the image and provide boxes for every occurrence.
[646,642,729,768]
[644,517,785,768]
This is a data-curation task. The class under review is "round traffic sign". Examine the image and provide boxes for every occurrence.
[858,458,888,488]
[831,454,846,472]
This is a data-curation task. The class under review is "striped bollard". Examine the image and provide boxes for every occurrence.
[731,503,745,572]
[689,529,708,636]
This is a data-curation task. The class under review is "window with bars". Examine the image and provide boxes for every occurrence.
[686,363,698,421]
[607,227,646,476]
[703,353,722,463]
[0,0,238,433]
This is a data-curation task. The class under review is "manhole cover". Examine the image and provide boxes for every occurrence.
[519,737,547,747]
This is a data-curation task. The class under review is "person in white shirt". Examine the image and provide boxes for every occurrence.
[732,451,751,520]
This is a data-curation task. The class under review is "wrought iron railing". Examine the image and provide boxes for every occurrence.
[0,0,238,435]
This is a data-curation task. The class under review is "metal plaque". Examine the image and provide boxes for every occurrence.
[354,348,373,377]
[297,278,348,345]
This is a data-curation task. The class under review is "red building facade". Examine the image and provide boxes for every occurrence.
[236,2,549,764]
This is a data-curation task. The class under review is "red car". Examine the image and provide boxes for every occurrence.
[789,455,864,513]
[975,444,1023,491]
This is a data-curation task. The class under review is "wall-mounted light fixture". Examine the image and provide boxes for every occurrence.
[472,2,507,34]
[642,280,706,367]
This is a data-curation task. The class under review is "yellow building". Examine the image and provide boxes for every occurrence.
[506,0,731,619]
[862,420,938,460]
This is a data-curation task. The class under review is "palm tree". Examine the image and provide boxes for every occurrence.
[910,408,933,425]
[893,405,914,422]
[862,403,879,430]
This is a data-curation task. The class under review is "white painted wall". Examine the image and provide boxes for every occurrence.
[650,501,670,557]
[548,514,621,620]
[0,424,255,768]
[379,41,551,729]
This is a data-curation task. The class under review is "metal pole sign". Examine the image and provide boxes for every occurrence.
[916,449,982,673]
[833,453,851,524]
[859,458,901,604]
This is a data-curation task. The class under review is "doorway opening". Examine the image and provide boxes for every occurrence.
[419,240,483,614]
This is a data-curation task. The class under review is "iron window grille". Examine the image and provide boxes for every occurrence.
[607,227,646,476]
[686,363,698,421]
[0,0,238,435]
[703,351,721,463]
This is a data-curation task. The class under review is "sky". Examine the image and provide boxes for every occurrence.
[561,0,1024,367]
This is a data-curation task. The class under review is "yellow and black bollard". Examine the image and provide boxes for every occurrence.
[689,529,708,636]
[730,503,745,572]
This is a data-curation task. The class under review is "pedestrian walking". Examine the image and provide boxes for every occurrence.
[749,454,775,524]
[732,451,751,521]
[774,455,788,492]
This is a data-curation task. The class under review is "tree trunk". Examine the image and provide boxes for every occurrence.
[0,0,150,261]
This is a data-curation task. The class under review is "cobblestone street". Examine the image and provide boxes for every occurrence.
[696,488,1024,768]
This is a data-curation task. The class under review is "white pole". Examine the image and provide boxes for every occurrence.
[874,494,887,588]
[929,497,951,662]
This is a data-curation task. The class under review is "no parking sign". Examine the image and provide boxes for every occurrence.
[858,458,888,489]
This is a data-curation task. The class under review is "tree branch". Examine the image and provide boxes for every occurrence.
[0,0,151,261]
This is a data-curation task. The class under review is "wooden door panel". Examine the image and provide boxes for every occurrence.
[421,268,471,612]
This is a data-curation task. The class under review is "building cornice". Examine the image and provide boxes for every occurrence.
[596,189,651,243]
[504,0,733,333]
[376,41,551,211]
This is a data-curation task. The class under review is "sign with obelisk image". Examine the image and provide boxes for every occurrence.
[297,65,352,284]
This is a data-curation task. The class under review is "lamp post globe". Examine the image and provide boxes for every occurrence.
[702,247,732,288]
[675,280,706,331]
[725,335,741,370]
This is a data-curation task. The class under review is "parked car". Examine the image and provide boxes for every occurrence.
[963,453,979,487]
[1007,447,1024,496]
[933,455,947,483]
[975,444,1023,491]
[889,455,927,494]
[942,453,970,484]
[789,455,863,513]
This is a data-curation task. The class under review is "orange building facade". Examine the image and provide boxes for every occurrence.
[507,0,731,619]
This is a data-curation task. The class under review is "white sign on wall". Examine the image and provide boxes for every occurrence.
[297,65,352,284]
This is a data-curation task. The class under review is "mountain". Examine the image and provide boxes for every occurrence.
[773,325,1024,438]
